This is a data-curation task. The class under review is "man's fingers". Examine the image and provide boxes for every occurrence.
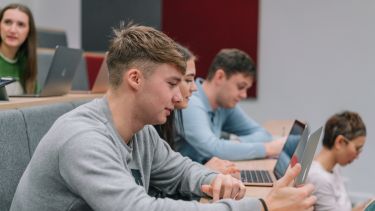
[211,177,223,202]
[276,163,301,187]
[224,166,240,174]
[222,177,232,199]
[301,183,315,196]
[237,183,246,199]
[201,184,212,197]
[231,181,245,200]
[304,195,317,210]
[203,174,246,201]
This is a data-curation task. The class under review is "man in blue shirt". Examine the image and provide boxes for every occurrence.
[176,48,285,163]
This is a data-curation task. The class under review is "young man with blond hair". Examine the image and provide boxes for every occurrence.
[11,24,315,211]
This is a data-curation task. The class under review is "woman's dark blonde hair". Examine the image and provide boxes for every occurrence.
[0,3,37,94]
[156,43,195,150]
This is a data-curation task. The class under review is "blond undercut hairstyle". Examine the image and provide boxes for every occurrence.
[106,23,186,89]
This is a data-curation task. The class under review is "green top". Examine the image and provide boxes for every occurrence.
[0,52,27,82]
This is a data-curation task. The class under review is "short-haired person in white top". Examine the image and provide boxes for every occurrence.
[306,111,368,211]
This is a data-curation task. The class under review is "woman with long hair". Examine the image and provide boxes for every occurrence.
[0,3,37,94]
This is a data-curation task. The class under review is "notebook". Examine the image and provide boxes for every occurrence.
[240,120,308,186]
[10,46,83,97]
[293,126,323,186]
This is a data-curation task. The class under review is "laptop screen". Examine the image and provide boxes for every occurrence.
[273,120,306,179]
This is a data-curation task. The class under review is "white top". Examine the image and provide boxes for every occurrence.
[5,82,24,95]
[306,161,352,211]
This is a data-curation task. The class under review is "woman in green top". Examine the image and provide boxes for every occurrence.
[0,3,37,94]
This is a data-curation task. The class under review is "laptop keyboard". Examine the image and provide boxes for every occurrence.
[240,170,272,183]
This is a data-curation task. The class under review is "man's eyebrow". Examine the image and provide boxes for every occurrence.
[169,76,182,82]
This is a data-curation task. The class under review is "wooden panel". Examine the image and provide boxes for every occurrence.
[84,52,105,88]
[162,0,259,97]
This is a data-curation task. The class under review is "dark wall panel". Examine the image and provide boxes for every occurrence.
[162,0,259,97]
[82,0,161,51]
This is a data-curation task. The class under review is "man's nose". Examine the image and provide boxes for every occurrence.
[172,89,182,103]
[240,89,247,99]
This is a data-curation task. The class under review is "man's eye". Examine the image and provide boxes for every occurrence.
[168,82,178,87]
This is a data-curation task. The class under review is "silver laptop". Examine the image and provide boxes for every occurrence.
[240,120,308,186]
[10,46,83,97]
[293,126,323,186]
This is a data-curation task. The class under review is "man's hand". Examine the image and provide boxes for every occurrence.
[264,163,316,211]
[265,137,286,157]
[201,174,246,202]
[205,157,240,174]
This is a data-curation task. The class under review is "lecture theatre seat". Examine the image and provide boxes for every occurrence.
[0,101,89,210]
[0,110,30,210]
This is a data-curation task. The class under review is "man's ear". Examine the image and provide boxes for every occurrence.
[213,69,227,84]
[125,68,143,90]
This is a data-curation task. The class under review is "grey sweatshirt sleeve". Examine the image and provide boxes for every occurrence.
[58,131,262,211]
[148,126,218,198]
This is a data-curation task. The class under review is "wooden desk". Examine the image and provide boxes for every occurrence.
[263,119,294,137]
[235,159,276,198]
[200,159,276,203]
[201,120,294,202]
[0,93,103,110]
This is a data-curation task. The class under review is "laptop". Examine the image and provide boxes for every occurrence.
[90,53,109,93]
[10,46,83,97]
[0,78,16,101]
[293,126,323,186]
[240,120,308,186]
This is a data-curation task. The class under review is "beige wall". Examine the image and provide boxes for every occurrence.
[1,0,81,48]
[241,0,375,200]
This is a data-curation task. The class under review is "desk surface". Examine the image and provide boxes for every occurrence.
[0,93,103,110]
[201,120,294,202]
[236,159,276,198]
[263,119,294,137]
[200,159,276,203]
[238,120,294,198]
